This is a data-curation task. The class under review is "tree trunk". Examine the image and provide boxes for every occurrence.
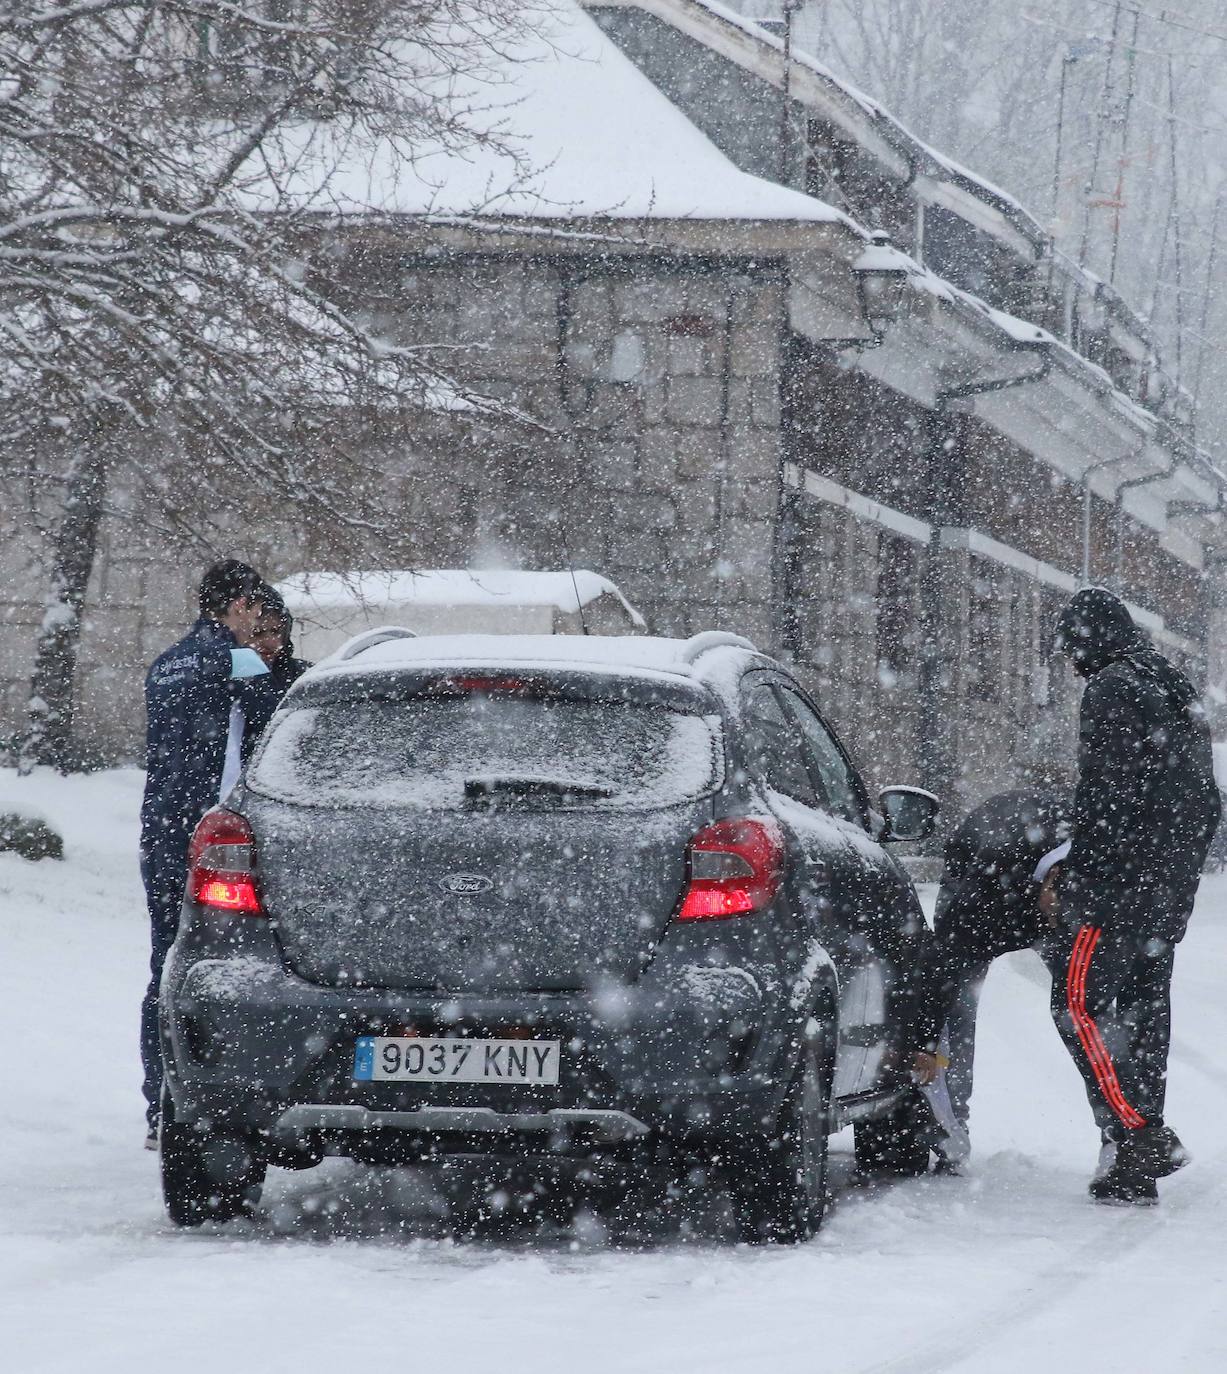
[18,442,111,773]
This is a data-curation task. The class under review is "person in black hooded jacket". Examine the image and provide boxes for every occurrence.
[1049,587,1220,1203]
[910,785,1070,1164]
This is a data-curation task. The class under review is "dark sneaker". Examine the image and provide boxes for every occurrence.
[1130,1125,1189,1180]
[1090,1140,1117,1185]
[144,1123,159,1152]
[1089,1124,1187,1201]
[1092,1175,1158,1206]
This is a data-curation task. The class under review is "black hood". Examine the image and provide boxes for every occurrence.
[1054,587,1147,676]
[1055,586,1200,712]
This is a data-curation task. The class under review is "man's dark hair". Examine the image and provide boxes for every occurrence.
[252,583,292,629]
[198,560,264,617]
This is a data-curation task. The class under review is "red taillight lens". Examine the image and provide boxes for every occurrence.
[187,808,263,915]
[676,818,784,922]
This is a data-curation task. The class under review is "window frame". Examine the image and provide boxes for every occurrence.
[737,675,821,809]
[773,681,871,830]
[737,670,871,830]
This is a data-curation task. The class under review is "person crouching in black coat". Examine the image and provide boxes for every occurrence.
[910,784,1070,1167]
[1049,587,1221,1204]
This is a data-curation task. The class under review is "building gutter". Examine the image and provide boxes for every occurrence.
[1080,450,1141,581]
[934,345,1052,409]
[1111,455,1182,589]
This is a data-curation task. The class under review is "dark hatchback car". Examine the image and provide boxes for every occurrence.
[159,629,939,1242]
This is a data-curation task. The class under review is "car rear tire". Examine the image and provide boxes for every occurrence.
[729,1019,830,1245]
[159,1087,266,1227]
[854,1094,930,1179]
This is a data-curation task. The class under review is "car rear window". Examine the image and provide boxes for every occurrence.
[249,691,724,811]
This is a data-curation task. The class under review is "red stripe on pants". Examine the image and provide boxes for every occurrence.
[1065,926,1146,1130]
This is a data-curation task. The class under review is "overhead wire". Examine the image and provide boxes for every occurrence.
[1078,0,1227,44]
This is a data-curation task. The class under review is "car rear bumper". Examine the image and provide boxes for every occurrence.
[160,920,795,1149]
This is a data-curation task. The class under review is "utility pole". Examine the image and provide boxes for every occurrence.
[1053,51,1075,221]
[1194,190,1223,406]
[1167,54,1185,392]
[1108,8,1141,284]
[779,0,804,185]
[1079,0,1123,268]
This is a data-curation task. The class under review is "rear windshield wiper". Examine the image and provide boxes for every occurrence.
[463,774,615,801]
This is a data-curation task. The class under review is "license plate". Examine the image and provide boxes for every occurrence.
[353,1036,561,1085]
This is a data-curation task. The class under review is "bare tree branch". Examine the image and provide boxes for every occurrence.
[1,0,550,767]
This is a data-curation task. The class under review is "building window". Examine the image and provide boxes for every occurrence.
[967,556,1003,703]
[1033,585,1068,708]
[875,534,918,690]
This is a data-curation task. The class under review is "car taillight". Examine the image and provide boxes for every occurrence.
[676,818,784,921]
[187,808,263,915]
[427,676,531,695]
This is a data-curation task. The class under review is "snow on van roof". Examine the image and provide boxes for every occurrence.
[276,568,645,624]
[307,631,758,684]
[255,1,850,227]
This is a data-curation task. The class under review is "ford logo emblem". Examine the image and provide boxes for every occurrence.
[440,873,493,895]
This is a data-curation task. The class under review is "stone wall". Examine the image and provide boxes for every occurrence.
[784,499,894,781]
[0,248,792,761]
[366,251,790,645]
[0,237,1207,828]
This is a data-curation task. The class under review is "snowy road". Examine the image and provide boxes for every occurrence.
[2,769,1225,1373]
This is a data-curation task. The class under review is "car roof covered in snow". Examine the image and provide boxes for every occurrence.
[299,630,766,695]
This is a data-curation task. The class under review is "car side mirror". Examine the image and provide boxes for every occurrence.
[878,785,940,843]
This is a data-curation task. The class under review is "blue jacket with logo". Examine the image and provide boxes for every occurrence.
[140,617,238,861]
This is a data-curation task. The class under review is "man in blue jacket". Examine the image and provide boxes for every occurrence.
[139,560,268,1143]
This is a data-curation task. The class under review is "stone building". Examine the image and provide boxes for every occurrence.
[2,0,1223,821]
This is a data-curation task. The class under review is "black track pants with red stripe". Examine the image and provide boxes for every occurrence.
[1046,925,1175,1141]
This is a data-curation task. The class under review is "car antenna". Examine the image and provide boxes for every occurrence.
[561,532,591,635]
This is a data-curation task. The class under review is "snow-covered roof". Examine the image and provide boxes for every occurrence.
[909,140,1046,248]
[621,0,1047,246]
[257,1,850,226]
[276,568,644,623]
[584,0,1202,463]
[870,244,1161,430]
[659,0,885,121]
[274,569,649,660]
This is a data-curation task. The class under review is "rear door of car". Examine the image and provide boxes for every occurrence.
[773,680,924,1097]
[736,672,896,1098]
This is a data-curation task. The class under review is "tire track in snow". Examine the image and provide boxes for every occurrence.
[1169,1032,1227,1093]
[851,1147,1226,1374]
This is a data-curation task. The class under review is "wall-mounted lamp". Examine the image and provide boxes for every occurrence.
[851,231,912,346]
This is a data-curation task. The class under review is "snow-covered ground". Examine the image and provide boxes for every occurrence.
[2,768,1225,1373]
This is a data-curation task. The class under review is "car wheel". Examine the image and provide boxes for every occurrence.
[159,1087,266,1227]
[854,1094,930,1179]
[729,1019,830,1244]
